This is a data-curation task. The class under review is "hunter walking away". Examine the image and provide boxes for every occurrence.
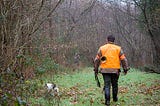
[94,35,130,106]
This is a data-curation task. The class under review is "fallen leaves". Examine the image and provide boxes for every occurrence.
[58,84,98,105]
[140,85,160,96]
[119,86,128,94]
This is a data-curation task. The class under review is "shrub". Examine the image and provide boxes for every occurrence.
[36,57,59,75]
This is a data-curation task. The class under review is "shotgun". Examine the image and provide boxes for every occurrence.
[92,58,101,88]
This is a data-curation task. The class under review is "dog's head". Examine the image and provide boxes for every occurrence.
[45,83,59,93]
[45,83,56,90]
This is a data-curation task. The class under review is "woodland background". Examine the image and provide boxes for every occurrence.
[0,0,160,105]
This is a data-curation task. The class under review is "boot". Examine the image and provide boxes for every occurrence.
[105,101,110,106]
[113,96,118,102]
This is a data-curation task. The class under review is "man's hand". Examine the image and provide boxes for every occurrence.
[123,67,130,75]
[123,69,128,75]
[94,68,98,75]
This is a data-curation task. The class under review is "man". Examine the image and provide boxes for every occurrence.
[94,35,129,106]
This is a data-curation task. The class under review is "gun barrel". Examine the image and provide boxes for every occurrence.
[95,74,101,88]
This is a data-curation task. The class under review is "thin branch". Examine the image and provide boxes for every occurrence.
[30,0,63,36]
[31,0,45,28]
[80,0,97,16]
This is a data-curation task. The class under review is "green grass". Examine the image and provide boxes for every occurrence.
[28,68,160,106]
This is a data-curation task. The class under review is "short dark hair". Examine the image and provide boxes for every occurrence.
[107,35,115,42]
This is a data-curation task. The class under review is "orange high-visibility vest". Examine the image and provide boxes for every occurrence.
[99,43,123,69]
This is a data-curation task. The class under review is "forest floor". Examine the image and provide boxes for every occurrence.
[28,68,160,106]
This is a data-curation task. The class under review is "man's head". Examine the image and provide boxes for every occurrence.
[107,35,115,42]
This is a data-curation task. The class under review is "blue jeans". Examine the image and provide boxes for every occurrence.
[102,73,119,103]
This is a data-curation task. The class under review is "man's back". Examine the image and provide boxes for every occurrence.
[99,43,121,69]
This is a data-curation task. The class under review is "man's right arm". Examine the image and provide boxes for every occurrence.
[119,49,130,74]
[94,49,102,74]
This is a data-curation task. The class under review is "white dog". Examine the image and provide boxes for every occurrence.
[45,83,59,96]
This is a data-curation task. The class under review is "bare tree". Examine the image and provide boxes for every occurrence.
[0,0,63,104]
[133,0,160,66]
